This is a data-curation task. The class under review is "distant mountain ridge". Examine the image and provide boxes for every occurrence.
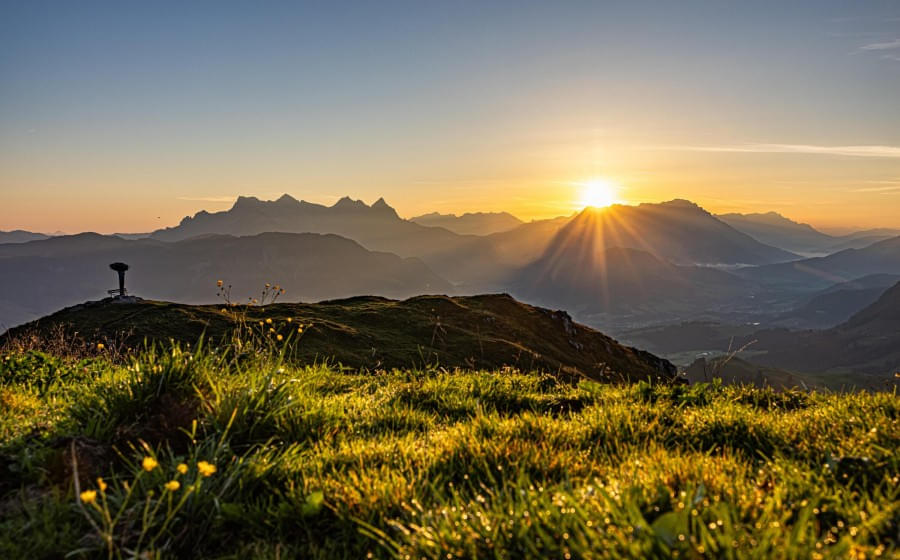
[719,211,900,255]
[737,236,900,291]
[0,230,50,244]
[149,195,796,279]
[410,211,523,235]
[717,212,835,255]
[149,194,507,285]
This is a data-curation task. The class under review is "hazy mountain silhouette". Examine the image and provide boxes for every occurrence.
[149,195,501,285]
[0,232,450,328]
[547,202,797,266]
[720,213,900,255]
[717,212,835,255]
[823,231,900,253]
[511,209,759,318]
[146,196,795,285]
[0,230,50,244]
[410,211,523,235]
[737,236,900,290]
[485,215,575,267]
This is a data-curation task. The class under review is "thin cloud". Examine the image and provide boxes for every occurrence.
[176,196,237,203]
[653,144,900,158]
[860,38,900,50]
[850,186,900,193]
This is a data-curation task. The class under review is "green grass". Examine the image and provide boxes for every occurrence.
[0,342,897,559]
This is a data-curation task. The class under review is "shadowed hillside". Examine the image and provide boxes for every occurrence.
[770,274,900,329]
[746,281,900,379]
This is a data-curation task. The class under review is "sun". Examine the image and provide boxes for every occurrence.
[578,179,619,209]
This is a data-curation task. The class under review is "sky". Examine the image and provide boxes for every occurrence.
[1,0,899,234]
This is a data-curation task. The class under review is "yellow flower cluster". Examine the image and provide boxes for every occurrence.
[80,458,216,504]
[197,461,217,477]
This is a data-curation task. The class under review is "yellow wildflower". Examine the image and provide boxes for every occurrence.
[265,283,271,288]
[97,477,107,492]
[80,490,97,504]
[297,327,303,333]
[165,480,180,492]
[142,456,159,472]
[286,317,292,323]
[96,343,105,350]
[177,463,189,474]
[217,280,223,287]
[276,334,283,341]
[265,318,272,324]
[197,461,217,477]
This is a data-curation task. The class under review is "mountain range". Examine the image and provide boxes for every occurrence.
[150,195,504,286]
[2,193,899,385]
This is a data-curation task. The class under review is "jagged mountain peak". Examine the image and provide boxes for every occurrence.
[275,193,300,205]
[332,196,369,210]
[656,198,703,209]
[232,195,261,208]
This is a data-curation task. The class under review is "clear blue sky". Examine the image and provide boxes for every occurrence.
[2,0,899,232]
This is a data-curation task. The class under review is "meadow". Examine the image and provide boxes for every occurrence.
[0,334,897,559]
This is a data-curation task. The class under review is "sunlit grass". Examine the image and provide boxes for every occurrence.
[0,341,897,558]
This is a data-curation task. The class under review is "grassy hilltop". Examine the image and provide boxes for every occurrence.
[1,335,898,558]
[6,294,676,383]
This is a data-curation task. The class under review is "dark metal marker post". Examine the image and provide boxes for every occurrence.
[108,262,129,297]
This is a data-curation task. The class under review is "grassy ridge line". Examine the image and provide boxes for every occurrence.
[0,343,897,558]
[5,294,677,383]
